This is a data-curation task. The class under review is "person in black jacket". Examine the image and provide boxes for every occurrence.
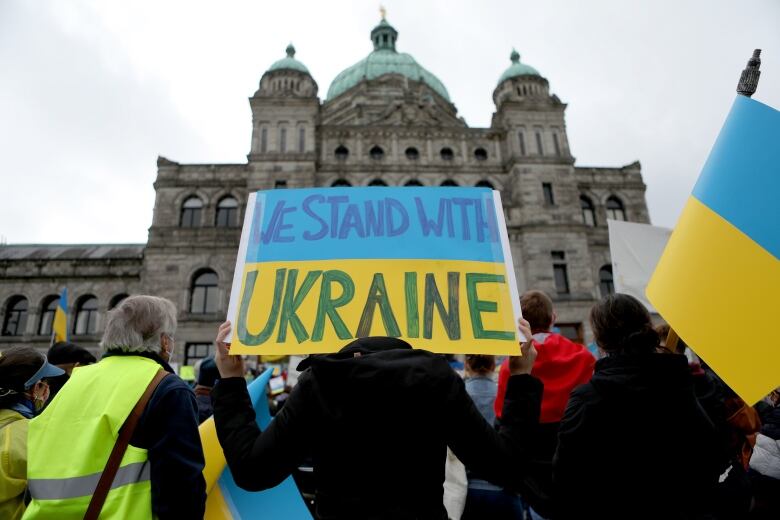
[212,319,542,520]
[553,294,726,520]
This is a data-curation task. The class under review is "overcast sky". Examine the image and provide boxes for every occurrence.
[1,0,778,244]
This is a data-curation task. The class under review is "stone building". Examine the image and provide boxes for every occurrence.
[0,17,650,365]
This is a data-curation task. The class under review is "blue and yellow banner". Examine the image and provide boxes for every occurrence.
[647,95,780,404]
[52,288,69,344]
[226,187,522,355]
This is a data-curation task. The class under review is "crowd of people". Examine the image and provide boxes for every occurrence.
[0,292,777,519]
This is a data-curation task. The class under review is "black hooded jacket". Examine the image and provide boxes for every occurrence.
[553,353,726,519]
[212,337,543,520]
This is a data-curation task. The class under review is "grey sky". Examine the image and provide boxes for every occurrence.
[1,0,778,244]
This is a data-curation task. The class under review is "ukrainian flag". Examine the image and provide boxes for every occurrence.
[51,288,69,344]
[200,368,311,518]
[647,95,780,404]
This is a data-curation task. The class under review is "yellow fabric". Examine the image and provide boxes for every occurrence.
[0,410,28,520]
[203,482,233,519]
[24,356,160,519]
[52,305,67,344]
[647,197,780,404]
[199,415,226,493]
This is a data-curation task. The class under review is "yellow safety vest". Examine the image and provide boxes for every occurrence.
[23,356,161,519]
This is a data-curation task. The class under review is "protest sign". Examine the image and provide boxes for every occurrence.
[226,187,522,355]
[607,220,671,313]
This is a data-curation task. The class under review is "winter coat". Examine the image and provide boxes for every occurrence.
[0,409,28,520]
[749,405,780,479]
[493,332,594,515]
[212,337,544,520]
[553,353,724,520]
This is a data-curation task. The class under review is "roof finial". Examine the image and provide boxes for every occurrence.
[510,48,520,63]
[380,5,387,20]
[737,49,761,97]
[285,43,296,58]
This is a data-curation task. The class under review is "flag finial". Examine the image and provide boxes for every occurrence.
[737,49,761,97]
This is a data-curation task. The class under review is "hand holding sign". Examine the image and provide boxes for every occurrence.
[509,318,536,375]
[215,321,245,379]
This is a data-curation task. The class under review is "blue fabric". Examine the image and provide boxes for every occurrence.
[10,400,34,419]
[692,95,780,258]
[465,375,497,425]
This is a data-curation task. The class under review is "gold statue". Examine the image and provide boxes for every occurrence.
[380,5,386,19]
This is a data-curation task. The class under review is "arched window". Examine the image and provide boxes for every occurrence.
[190,270,219,314]
[38,295,59,336]
[475,179,494,189]
[405,147,419,160]
[441,179,459,187]
[440,147,454,161]
[606,196,626,221]
[580,196,596,227]
[331,178,352,187]
[180,196,203,228]
[73,296,99,336]
[109,293,129,310]
[599,265,614,297]
[368,178,388,187]
[334,145,349,160]
[404,179,423,187]
[216,197,239,228]
[369,146,384,160]
[2,296,28,336]
[474,147,488,161]
[279,127,287,153]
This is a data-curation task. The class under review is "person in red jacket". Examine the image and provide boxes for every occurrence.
[493,290,594,517]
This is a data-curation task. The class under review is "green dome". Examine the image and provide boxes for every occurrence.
[497,49,540,85]
[326,19,450,102]
[268,43,310,74]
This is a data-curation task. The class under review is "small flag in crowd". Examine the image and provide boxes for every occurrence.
[647,94,780,404]
[51,288,69,344]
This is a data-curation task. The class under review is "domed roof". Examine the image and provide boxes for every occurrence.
[326,18,450,102]
[497,49,540,85]
[268,43,310,74]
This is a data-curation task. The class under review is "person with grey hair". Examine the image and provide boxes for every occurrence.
[24,295,206,519]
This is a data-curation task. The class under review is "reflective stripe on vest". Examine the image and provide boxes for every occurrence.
[28,460,150,500]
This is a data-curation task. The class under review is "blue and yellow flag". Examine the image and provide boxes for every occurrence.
[51,288,69,344]
[647,95,780,404]
[199,368,311,518]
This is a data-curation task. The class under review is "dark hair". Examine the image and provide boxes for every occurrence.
[520,290,554,333]
[0,346,45,408]
[590,294,659,355]
[465,354,496,375]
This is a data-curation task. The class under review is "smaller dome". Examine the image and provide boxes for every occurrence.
[497,49,540,85]
[268,43,310,74]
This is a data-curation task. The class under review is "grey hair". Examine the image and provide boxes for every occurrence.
[100,295,177,354]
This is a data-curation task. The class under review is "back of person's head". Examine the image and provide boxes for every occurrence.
[520,290,554,333]
[465,354,495,376]
[590,293,659,355]
[0,346,47,408]
[47,341,97,367]
[197,356,220,388]
[100,295,177,355]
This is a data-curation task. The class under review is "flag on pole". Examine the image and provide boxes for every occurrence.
[646,95,780,404]
[51,288,69,344]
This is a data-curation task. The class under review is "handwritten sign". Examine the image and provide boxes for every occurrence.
[226,187,522,355]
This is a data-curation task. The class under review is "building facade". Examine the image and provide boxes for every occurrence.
[0,17,650,365]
